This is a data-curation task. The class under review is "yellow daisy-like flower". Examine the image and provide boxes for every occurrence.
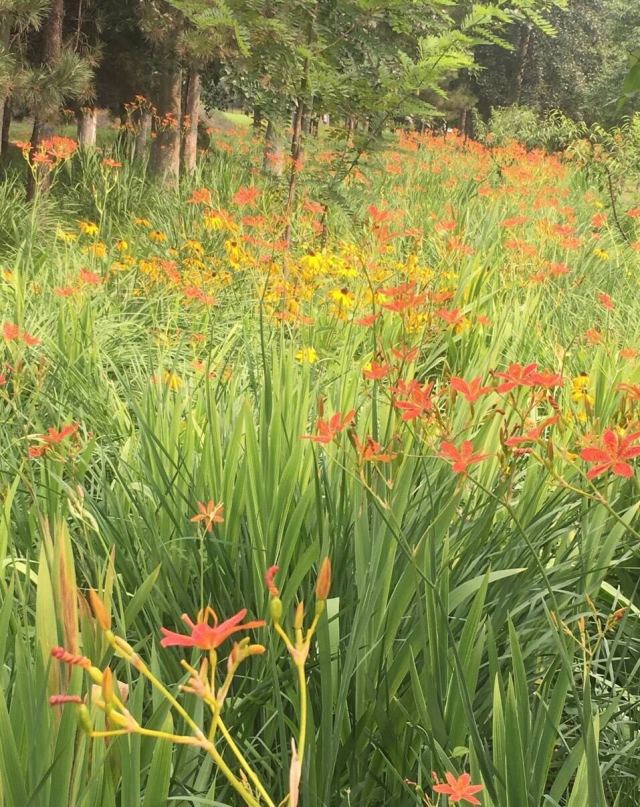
[329,287,355,309]
[149,230,168,243]
[85,242,107,258]
[115,239,129,252]
[133,217,152,228]
[571,374,592,403]
[295,346,318,364]
[78,220,99,237]
[593,248,609,261]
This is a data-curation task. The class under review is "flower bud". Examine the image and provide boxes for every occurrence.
[49,694,82,706]
[294,601,304,631]
[88,589,111,630]
[265,565,280,597]
[101,667,114,705]
[316,557,331,601]
[77,704,93,735]
[269,597,283,623]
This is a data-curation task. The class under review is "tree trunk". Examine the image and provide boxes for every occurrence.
[183,68,201,175]
[150,60,182,188]
[27,0,64,199]
[134,109,152,161]
[346,115,354,139]
[262,119,284,176]
[460,108,467,138]
[0,97,10,160]
[253,107,262,131]
[284,99,305,244]
[513,25,532,106]
[77,107,97,148]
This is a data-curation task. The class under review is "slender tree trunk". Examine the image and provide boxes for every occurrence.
[77,107,97,148]
[284,99,305,244]
[183,68,201,175]
[513,25,532,106]
[27,0,64,199]
[263,119,284,176]
[460,108,467,138]
[134,109,152,161]
[346,115,354,138]
[0,97,10,160]
[150,60,182,188]
[253,107,262,131]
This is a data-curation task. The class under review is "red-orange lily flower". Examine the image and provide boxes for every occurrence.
[451,375,493,404]
[302,410,355,444]
[433,771,483,804]
[191,500,224,532]
[581,429,640,480]
[439,440,489,474]
[160,606,264,651]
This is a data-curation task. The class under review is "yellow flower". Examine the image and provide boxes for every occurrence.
[149,230,168,243]
[571,374,591,401]
[329,287,355,309]
[593,248,609,261]
[163,371,183,391]
[204,211,234,232]
[78,220,99,236]
[133,217,152,228]
[224,239,245,268]
[115,239,129,252]
[295,347,318,364]
[85,242,107,258]
[183,239,204,255]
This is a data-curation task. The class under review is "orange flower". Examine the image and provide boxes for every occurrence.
[160,606,264,651]
[597,292,614,311]
[494,362,539,393]
[362,361,390,381]
[302,410,355,444]
[450,375,492,404]
[232,186,260,206]
[432,771,483,805]
[581,429,640,480]
[354,435,396,463]
[439,440,489,474]
[187,188,212,205]
[394,382,433,421]
[191,500,224,532]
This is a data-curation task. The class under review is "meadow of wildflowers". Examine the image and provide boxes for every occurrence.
[1,124,640,806]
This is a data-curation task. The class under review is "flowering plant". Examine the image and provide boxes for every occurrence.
[50,559,332,806]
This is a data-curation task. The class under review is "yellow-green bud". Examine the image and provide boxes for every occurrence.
[77,704,93,735]
[270,597,283,623]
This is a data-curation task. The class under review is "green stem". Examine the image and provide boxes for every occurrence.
[296,662,307,762]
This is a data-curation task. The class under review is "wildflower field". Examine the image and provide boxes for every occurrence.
[2,125,640,806]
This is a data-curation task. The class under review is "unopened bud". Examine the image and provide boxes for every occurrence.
[101,667,114,705]
[294,601,304,631]
[77,704,93,735]
[269,597,283,623]
[314,599,326,618]
[316,557,331,601]
[265,565,280,597]
[88,589,111,630]
[49,694,82,706]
